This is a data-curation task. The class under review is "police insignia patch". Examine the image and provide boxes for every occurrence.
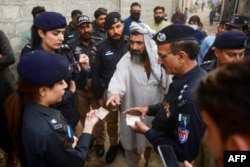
[157,32,166,42]
[178,113,190,144]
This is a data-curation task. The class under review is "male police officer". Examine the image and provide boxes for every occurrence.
[92,12,129,164]
[124,24,205,165]
[200,31,247,72]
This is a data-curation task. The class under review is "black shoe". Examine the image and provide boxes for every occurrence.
[96,144,105,157]
[105,145,118,164]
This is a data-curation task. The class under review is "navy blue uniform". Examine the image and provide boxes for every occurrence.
[22,102,91,167]
[20,44,89,130]
[145,65,206,162]
[92,36,129,99]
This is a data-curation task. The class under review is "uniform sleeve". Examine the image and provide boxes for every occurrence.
[92,46,104,99]
[0,30,15,70]
[45,133,92,167]
[145,103,204,162]
[147,103,162,116]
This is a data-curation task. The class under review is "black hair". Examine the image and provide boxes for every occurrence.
[131,2,141,9]
[170,40,199,60]
[71,9,82,17]
[153,6,165,12]
[94,7,107,19]
[31,6,46,18]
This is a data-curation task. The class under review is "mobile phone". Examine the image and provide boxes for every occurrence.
[157,145,179,167]
[66,124,74,142]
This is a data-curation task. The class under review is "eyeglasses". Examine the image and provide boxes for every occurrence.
[158,52,173,58]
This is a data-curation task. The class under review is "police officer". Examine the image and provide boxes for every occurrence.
[92,12,129,164]
[200,31,247,72]
[91,7,108,44]
[5,51,100,167]
[72,14,106,157]
[21,11,90,131]
[124,24,206,164]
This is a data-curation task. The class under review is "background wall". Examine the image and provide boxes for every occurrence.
[0,0,192,79]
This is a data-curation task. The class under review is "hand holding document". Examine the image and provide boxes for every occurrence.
[126,114,141,126]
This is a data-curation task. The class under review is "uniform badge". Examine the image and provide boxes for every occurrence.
[50,119,57,124]
[178,113,190,144]
[163,101,171,118]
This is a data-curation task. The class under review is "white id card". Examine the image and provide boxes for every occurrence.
[126,114,141,126]
[96,107,109,120]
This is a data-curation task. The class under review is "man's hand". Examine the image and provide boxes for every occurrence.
[129,121,149,134]
[122,106,149,119]
[106,94,121,109]
[79,54,90,70]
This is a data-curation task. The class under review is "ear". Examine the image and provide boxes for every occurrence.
[225,134,250,150]
[214,48,220,58]
[39,86,47,97]
[38,29,45,38]
[177,51,186,63]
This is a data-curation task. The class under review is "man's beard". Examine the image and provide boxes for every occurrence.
[81,32,91,40]
[130,49,147,64]
[154,16,164,24]
[109,34,123,47]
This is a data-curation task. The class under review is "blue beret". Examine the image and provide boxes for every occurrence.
[153,24,195,45]
[104,12,121,30]
[213,31,247,49]
[17,51,69,86]
[34,11,67,30]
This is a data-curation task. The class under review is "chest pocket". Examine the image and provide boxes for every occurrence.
[42,114,74,149]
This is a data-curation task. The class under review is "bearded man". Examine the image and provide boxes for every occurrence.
[149,6,170,33]
[106,22,170,167]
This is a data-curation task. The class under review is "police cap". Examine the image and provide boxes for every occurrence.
[153,24,195,45]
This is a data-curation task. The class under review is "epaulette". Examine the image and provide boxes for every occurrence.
[200,60,216,72]
[201,60,212,65]
[60,44,70,50]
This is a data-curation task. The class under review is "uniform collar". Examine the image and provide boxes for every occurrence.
[171,65,202,90]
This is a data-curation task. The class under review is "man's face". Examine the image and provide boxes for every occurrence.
[129,34,146,63]
[154,9,165,24]
[215,48,245,67]
[176,7,180,13]
[95,14,107,29]
[130,5,141,15]
[157,43,184,76]
[78,22,92,40]
[107,21,124,40]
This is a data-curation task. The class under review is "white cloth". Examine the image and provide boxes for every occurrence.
[130,22,167,89]
[108,52,169,154]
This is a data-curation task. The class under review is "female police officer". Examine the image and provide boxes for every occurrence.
[21,11,90,131]
[5,50,99,166]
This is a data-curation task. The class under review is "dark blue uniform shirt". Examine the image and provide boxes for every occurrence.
[22,102,91,167]
[145,65,206,162]
[92,36,129,99]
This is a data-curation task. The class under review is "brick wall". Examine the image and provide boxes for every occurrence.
[0,0,177,80]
